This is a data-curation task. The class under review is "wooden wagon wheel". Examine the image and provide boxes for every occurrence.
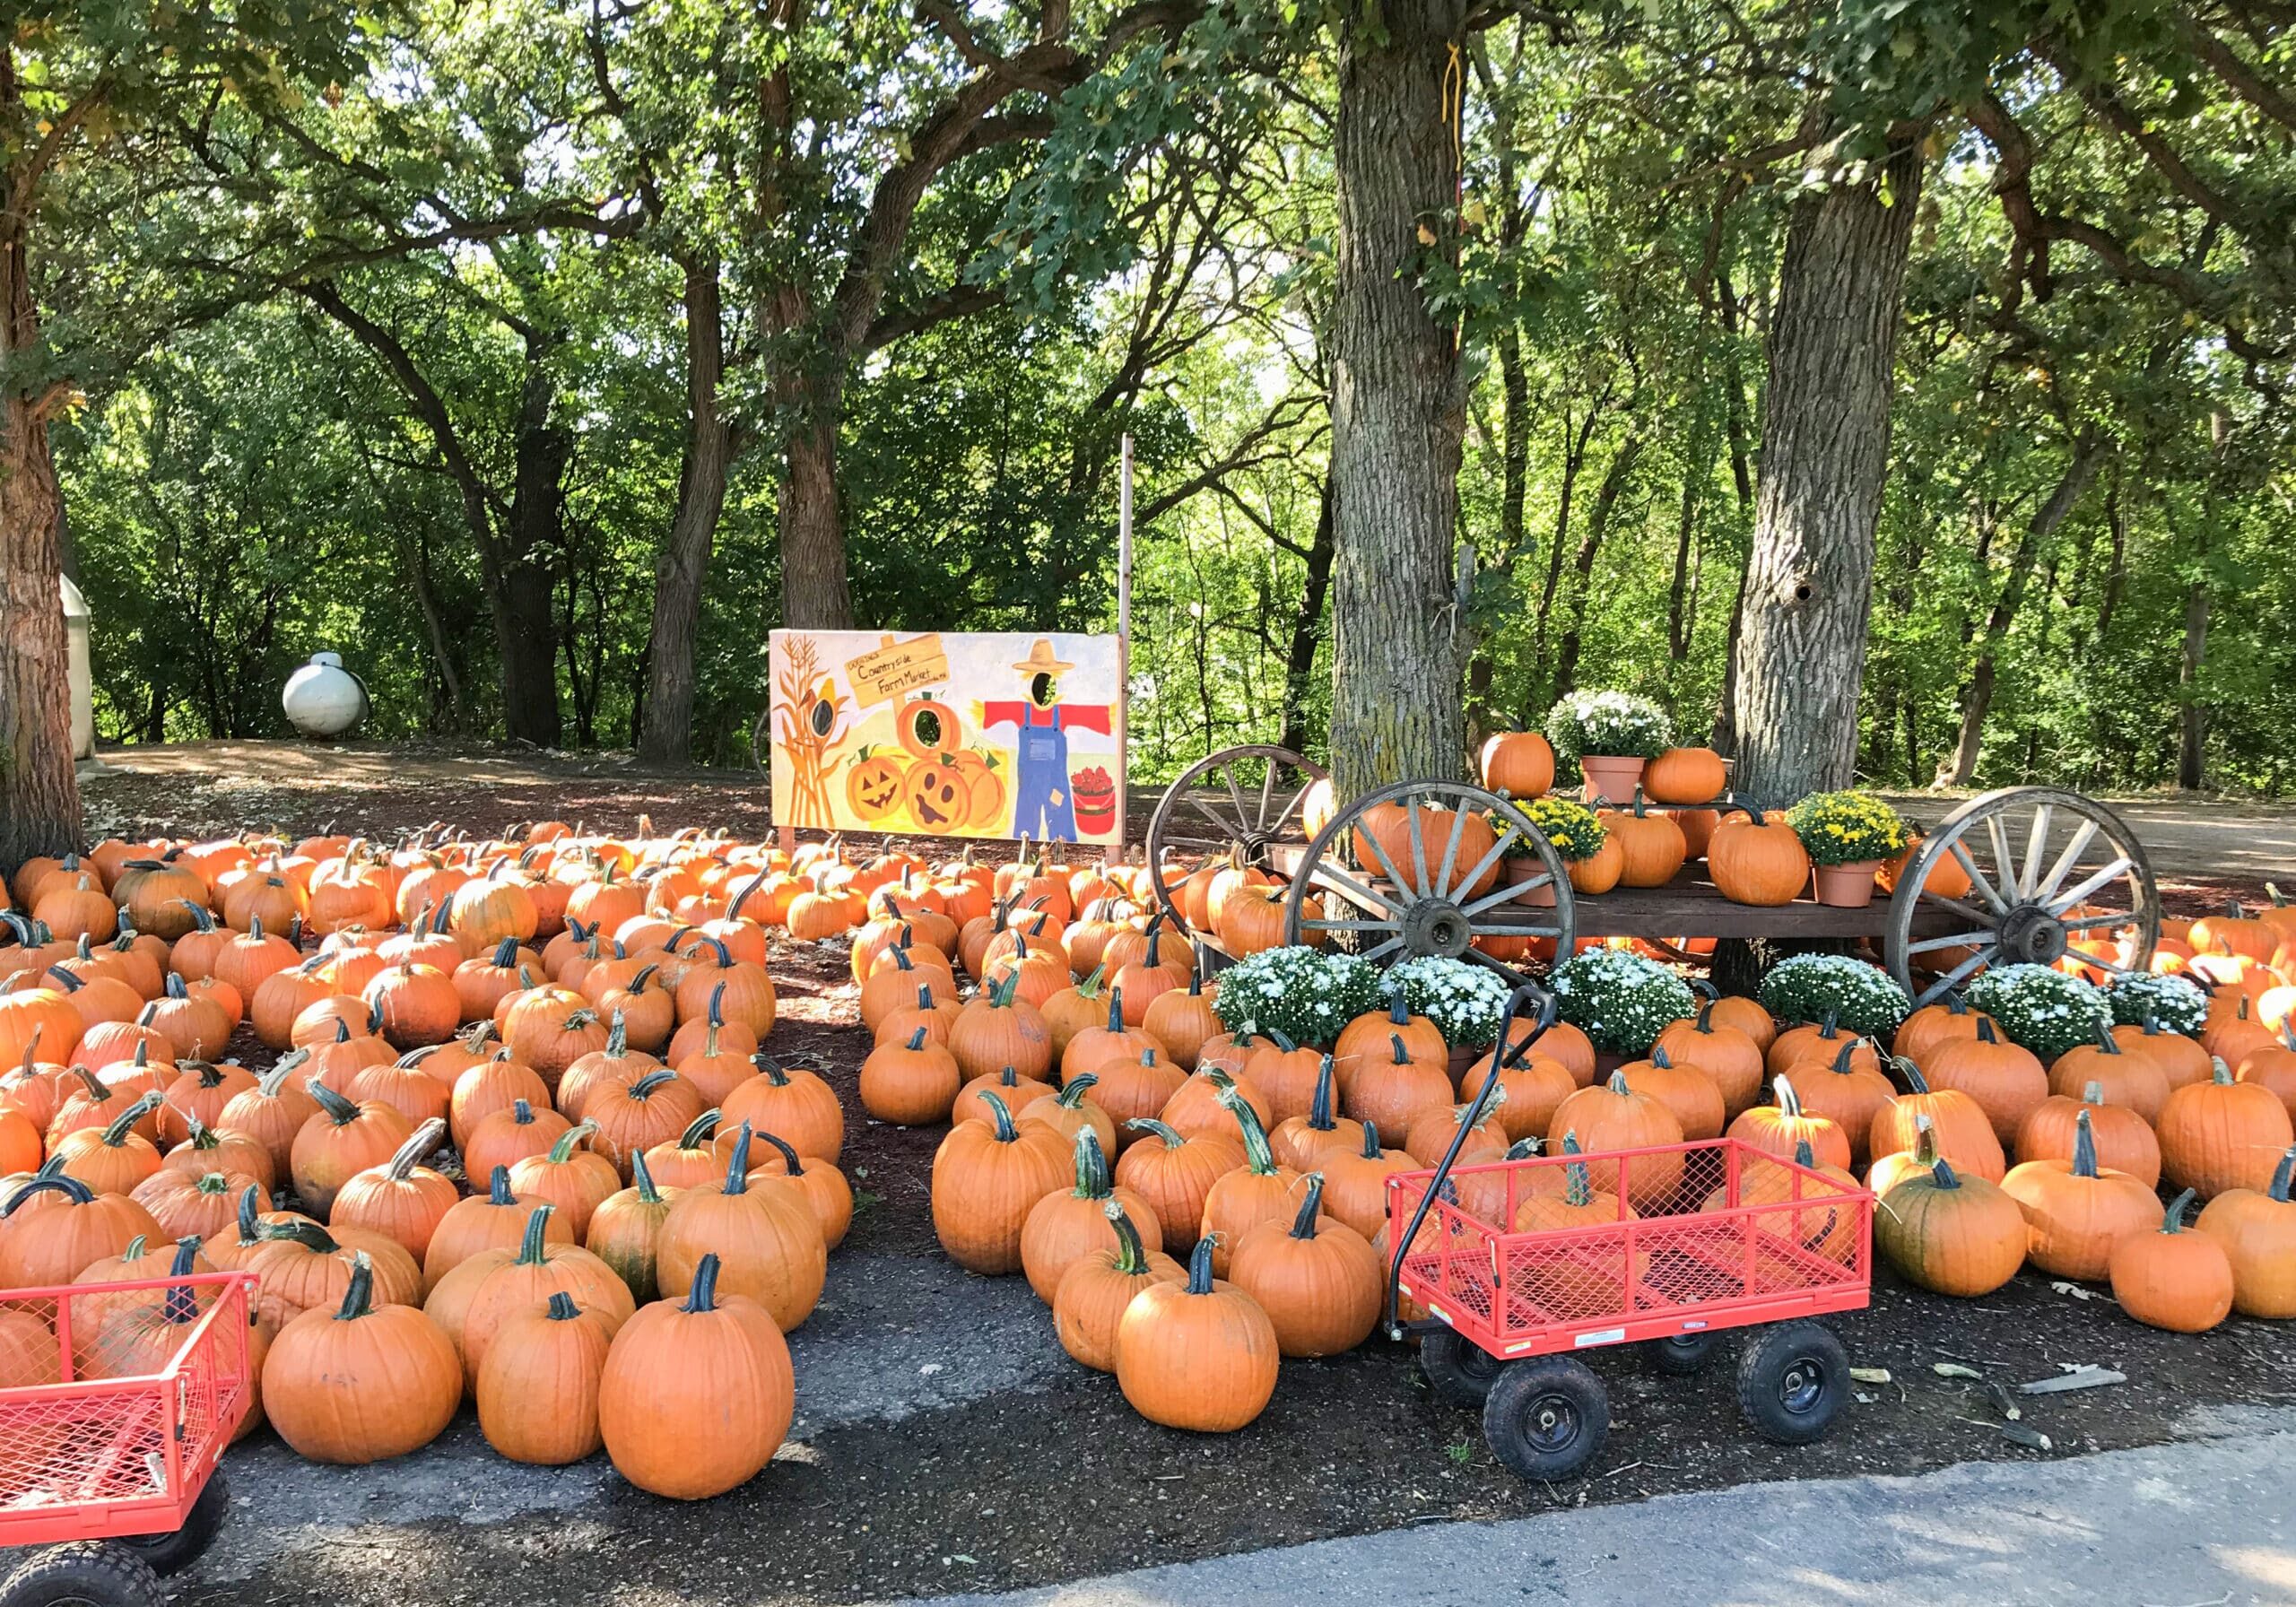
[1277,779,1576,983]
[1145,744,1328,930]
[1883,786,2160,1008]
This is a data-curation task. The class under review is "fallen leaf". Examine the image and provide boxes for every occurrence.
[1850,1367,1892,1385]
[1932,1361,1984,1381]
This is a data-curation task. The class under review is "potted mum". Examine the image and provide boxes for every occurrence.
[1544,691,1673,804]
[1511,796,1608,902]
[1784,790,1910,908]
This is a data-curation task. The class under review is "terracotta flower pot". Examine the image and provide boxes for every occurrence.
[1812,860,1883,908]
[1578,755,1647,804]
[1501,856,1559,906]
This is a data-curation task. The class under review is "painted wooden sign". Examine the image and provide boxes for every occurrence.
[769,630,1126,844]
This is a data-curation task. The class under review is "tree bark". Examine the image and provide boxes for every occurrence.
[1726,137,1923,809]
[1935,438,2101,786]
[1279,479,1336,759]
[1709,262,1759,754]
[0,200,80,866]
[778,403,853,629]
[1326,2,1472,798]
[639,256,733,761]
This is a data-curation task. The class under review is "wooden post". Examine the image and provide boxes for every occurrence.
[1118,433,1135,863]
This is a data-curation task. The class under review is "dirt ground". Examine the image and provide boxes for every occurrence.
[54,743,2296,1605]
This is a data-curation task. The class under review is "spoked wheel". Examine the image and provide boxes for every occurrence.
[1483,1357,1610,1481]
[1278,780,1576,985]
[1884,787,2160,1007]
[1145,745,1326,931]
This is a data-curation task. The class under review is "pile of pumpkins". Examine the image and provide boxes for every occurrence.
[0,825,873,1499]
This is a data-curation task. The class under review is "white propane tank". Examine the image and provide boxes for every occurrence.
[282,651,369,738]
[58,574,92,760]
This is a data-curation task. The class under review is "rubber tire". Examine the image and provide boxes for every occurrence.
[0,1543,169,1607]
[1482,1358,1609,1481]
[1648,1331,1721,1377]
[116,1468,228,1577]
[1735,1321,1851,1446]
[1420,1326,1505,1408]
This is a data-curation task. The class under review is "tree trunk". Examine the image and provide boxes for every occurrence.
[1726,138,1923,809]
[779,399,853,630]
[2179,527,2210,790]
[1326,3,1472,798]
[1708,261,1759,754]
[0,204,80,867]
[639,256,733,763]
[1279,479,1337,759]
[1935,439,2101,787]
[500,354,567,748]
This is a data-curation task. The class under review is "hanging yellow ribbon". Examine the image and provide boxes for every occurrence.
[1442,39,1466,350]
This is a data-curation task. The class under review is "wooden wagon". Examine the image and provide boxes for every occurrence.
[1144,745,2161,1004]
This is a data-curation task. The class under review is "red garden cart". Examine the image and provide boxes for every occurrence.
[0,1268,257,1606]
[1384,985,1874,1480]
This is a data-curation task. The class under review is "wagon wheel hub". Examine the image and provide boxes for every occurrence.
[1402,897,1475,960]
[1996,902,2068,965]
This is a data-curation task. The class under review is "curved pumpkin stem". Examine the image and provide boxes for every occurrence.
[2161,1187,2199,1234]
[334,1252,378,1322]
[308,1080,363,1126]
[1068,1127,1113,1199]
[1772,1074,1805,1118]
[683,1251,722,1313]
[1307,1055,1339,1134]
[1101,1200,1151,1274]
[515,1203,558,1264]
[630,1147,663,1204]
[1288,1171,1326,1238]
[1054,1074,1097,1109]
[678,1108,722,1149]
[546,1119,599,1164]
[720,1123,756,1190]
[750,1127,804,1177]
[1560,1130,1592,1207]
[1181,1232,1217,1294]
[386,1118,448,1179]
[1219,1087,1278,1176]
[1124,1116,1185,1151]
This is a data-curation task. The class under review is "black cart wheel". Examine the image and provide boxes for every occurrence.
[1419,1325,1504,1408]
[116,1468,228,1577]
[0,1542,169,1607]
[1648,1330,1721,1377]
[1735,1320,1851,1445]
[1483,1357,1610,1481]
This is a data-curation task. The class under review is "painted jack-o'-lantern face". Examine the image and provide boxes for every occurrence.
[846,747,907,822]
[904,756,968,835]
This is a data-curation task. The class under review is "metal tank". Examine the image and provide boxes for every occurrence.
[282,651,369,738]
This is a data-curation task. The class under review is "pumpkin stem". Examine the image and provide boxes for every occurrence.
[625,1069,679,1101]
[487,1165,516,1206]
[2071,1108,2100,1178]
[1308,1055,1338,1132]
[1650,1046,1673,1070]
[1605,1068,1632,1097]
[1125,1116,1185,1151]
[2209,1055,2235,1086]
[752,1054,794,1089]
[604,1010,630,1057]
[1928,1155,1961,1189]
[2161,1187,2198,1233]
[2093,1021,2118,1053]
[1070,1126,1113,1199]
[308,1079,361,1125]
[1561,1130,1592,1207]
[978,1090,1022,1142]
[1104,985,1125,1034]
[101,1091,163,1148]
[1356,1121,1383,1161]
[544,1290,580,1322]
[750,1128,804,1177]
[1183,1233,1218,1295]
[334,1251,378,1321]
[1890,1055,1932,1096]
[1100,1201,1150,1274]
[515,1203,557,1264]
[1220,1087,1278,1176]
[387,1117,447,1179]
[683,1251,722,1313]
[1387,984,1411,1027]
[2268,1146,2294,1203]
[719,1122,756,1190]
[1283,1171,1328,1238]
[2081,1080,2105,1107]
[1772,1074,1805,1117]
[678,1108,721,1149]
[1975,1018,1999,1045]
[547,1119,598,1164]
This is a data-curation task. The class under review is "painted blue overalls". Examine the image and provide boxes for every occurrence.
[1013,706,1078,841]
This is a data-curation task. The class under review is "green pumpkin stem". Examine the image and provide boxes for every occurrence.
[1070,1127,1113,1198]
[979,1090,1021,1142]
[1288,1171,1326,1238]
[2161,1187,2198,1233]
[721,1123,755,1191]
[2071,1108,2100,1177]
[1125,1116,1185,1150]
[1308,1055,1338,1132]
[684,1251,722,1312]
[1183,1233,1217,1294]
[1102,1201,1151,1274]
[516,1203,557,1264]
[334,1251,377,1321]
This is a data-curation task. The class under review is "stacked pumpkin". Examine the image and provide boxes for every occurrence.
[0,822,870,1498]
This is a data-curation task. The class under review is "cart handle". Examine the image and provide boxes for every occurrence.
[1383,979,1556,1339]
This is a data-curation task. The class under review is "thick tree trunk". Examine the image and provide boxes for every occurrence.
[639,257,733,763]
[1935,439,2101,786]
[1326,3,1472,798]
[1709,261,1759,754]
[779,400,853,630]
[1726,139,1923,810]
[1279,480,1337,759]
[0,196,80,867]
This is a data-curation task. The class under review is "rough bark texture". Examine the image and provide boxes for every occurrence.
[1279,480,1336,759]
[1709,262,1759,754]
[1326,2,1473,799]
[1726,141,1923,810]
[639,257,734,760]
[1935,439,2101,786]
[0,206,79,867]
[778,406,852,629]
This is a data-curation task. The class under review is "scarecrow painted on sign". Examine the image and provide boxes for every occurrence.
[975,638,1112,841]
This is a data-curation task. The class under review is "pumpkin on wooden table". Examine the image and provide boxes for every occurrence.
[1917,1018,2048,1149]
[1052,1202,1185,1374]
[1875,1156,2027,1298]
[264,1252,461,1465]
[1020,1127,1160,1303]
[1705,802,1810,907]
[2016,1081,2161,1189]
[2196,1145,2296,1317]
[1479,731,1555,799]
[1228,1171,1382,1357]
[2001,1109,2164,1281]
[1597,792,1688,888]
[1116,1236,1280,1432]
[1641,746,1726,806]
[2156,1057,2295,1198]
[2109,1189,2234,1333]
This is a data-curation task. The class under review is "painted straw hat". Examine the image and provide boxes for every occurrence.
[1011,638,1076,676]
